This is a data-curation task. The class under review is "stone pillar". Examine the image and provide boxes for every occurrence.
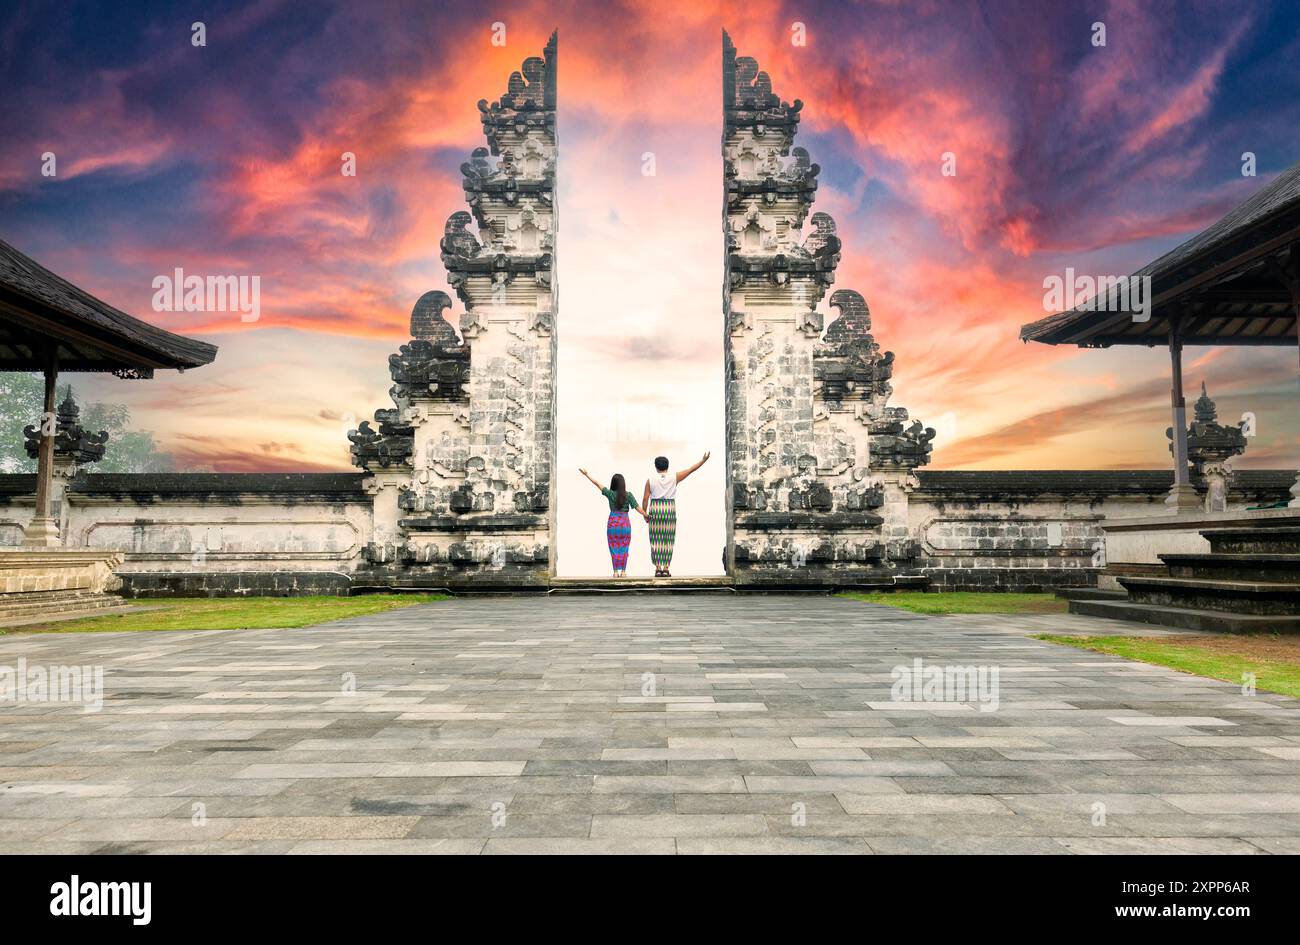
[22,359,59,547]
[349,34,558,589]
[1164,324,1199,511]
[722,32,933,587]
[362,473,407,562]
[872,464,921,557]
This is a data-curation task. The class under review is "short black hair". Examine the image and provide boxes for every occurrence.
[654,456,669,471]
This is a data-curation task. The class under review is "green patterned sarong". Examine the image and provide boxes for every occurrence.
[648,498,677,570]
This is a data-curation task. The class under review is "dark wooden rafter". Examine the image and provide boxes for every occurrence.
[1021,161,1300,348]
[1018,169,1300,502]
[1268,242,1300,375]
[0,239,218,545]
[0,240,217,373]
[0,297,181,371]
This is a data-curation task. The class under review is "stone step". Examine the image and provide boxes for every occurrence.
[361,573,551,595]
[1160,552,1300,582]
[1068,598,1300,634]
[549,577,736,595]
[730,571,926,590]
[365,573,930,595]
[1201,526,1300,555]
[0,603,159,629]
[1118,574,1300,616]
[0,592,128,621]
[1056,588,1128,602]
[547,576,928,594]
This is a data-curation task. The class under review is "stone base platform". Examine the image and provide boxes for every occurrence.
[356,574,932,596]
[1069,598,1300,634]
[0,549,125,620]
[731,573,929,593]
[549,577,737,594]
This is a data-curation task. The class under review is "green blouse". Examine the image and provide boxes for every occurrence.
[601,487,638,512]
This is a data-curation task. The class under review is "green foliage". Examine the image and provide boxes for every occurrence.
[6,594,448,634]
[0,372,43,473]
[839,591,1067,614]
[77,396,176,472]
[0,377,175,473]
[1036,634,1300,698]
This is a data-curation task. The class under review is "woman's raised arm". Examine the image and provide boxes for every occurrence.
[578,468,603,491]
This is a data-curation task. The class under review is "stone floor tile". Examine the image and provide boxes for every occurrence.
[2,594,1296,854]
[676,837,872,854]
[589,813,768,837]
[1055,837,1266,855]
[288,839,487,854]
[482,837,674,855]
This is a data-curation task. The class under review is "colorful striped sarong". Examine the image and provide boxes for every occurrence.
[606,510,631,571]
[648,497,676,570]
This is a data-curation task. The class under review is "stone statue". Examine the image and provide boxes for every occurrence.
[1166,382,1248,513]
[23,390,108,470]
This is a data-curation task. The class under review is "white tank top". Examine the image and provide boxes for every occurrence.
[649,472,677,500]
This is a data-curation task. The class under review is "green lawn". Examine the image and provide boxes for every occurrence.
[3,594,447,635]
[839,591,1067,615]
[1035,633,1300,699]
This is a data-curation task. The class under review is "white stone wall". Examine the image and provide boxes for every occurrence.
[0,474,371,595]
[907,472,1294,589]
[909,492,1106,590]
[0,470,1289,594]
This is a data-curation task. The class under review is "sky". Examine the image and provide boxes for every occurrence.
[2,0,1299,576]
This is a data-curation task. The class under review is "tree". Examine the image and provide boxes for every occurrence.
[75,397,176,473]
[0,373,43,473]
[0,375,175,473]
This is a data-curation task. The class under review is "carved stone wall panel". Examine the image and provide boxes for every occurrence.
[84,520,360,557]
[919,515,1099,555]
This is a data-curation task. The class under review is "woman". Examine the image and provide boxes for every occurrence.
[642,452,709,578]
[579,468,639,577]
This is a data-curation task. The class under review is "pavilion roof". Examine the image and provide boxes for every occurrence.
[1020,160,1300,348]
[0,239,218,376]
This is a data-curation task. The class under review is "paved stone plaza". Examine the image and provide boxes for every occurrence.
[2,595,1299,854]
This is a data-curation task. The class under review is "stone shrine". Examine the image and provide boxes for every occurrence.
[1170,382,1249,513]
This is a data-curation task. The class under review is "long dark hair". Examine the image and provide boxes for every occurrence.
[609,473,628,509]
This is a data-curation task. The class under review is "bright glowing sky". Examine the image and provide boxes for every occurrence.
[3,0,1299,576]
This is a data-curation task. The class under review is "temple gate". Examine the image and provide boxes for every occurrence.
[350,34,559,588]
[346,30,936,589]
[722,32,935,586]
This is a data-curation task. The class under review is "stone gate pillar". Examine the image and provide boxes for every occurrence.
[722,31,934,587]
[350,33,558,589]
